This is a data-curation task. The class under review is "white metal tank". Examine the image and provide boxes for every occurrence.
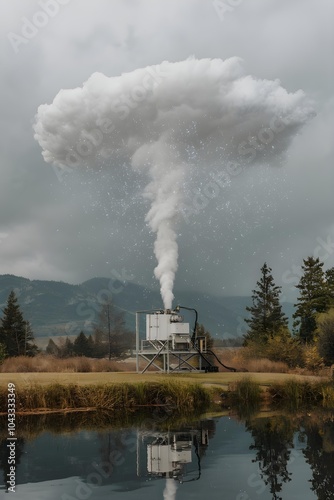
[146,312,190,341]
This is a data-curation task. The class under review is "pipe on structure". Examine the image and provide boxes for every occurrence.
[135,306,237,373]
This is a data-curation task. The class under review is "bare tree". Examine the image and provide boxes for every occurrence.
[94,300,134,359]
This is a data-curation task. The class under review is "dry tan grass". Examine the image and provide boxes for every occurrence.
[242,359,289,373]
[213,348,289,373]
[0,355,127,373]
[0,349,329,381]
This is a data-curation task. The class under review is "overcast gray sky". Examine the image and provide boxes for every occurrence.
[0,0,333,303]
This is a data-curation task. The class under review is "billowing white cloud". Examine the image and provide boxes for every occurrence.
[34,57,312,306]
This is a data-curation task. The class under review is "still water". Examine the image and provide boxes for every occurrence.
[1,410,334,499]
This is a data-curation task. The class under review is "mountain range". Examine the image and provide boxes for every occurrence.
[0,274,295,347]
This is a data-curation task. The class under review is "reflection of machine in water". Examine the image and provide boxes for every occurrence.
[147,431,197,482]
[137,420,215,486]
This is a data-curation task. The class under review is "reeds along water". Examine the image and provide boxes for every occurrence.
[1,377,333,419]
[225,377,262,419]
[221,378,334,417]
[230,377,262,403]
[269,379,334,410]
[0,380,212,414]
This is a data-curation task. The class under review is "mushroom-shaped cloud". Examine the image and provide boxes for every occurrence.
[34,57,314,308]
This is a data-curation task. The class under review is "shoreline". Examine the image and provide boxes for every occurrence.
[0,372,333,415]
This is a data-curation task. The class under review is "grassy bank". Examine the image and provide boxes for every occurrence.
[0,371,333,415]
[220,376,334,413]
[270,378,334,409]
[0,380,212,414]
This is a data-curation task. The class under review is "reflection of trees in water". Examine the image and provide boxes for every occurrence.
[302,418,334,499]
[246,416,295,500]
[95,429,132,479]
[0,437,25,491]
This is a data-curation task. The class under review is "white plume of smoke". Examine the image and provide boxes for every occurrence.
[163,478,178,500]
[34,57,314,308]
[132,139,186,308]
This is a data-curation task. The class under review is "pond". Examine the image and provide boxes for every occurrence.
[1,410,334,499]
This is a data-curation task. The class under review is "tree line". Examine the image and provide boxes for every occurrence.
[1,256,333,367]
[0,292,135,361]
[46,302,135,359]
[244,257,334,368]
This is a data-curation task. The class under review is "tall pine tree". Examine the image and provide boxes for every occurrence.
[325,267,334,302]
[73,331,90,356]
[293,257,329,343]
[0,291,38,356]
[244,263,288,345]
[46,338,60,357]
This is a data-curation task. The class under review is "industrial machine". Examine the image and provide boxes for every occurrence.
[136,307,206,373]
[135,305,235,374]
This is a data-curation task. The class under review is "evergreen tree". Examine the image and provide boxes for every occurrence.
[247,416,294,500]
[195,323,214,349]
[326,267,334,302]
[24,321,38,356]
[244,263,288,345]
[73,331,90,356]
[0,291,38,356]
[87,334,95,356]
[58,337,75,358]
[45,338,60,357]
[293,257,330,343]
[64,337,75,357]
[317,309,334,365]
[302,420,334,499]
[0,342,7,363]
